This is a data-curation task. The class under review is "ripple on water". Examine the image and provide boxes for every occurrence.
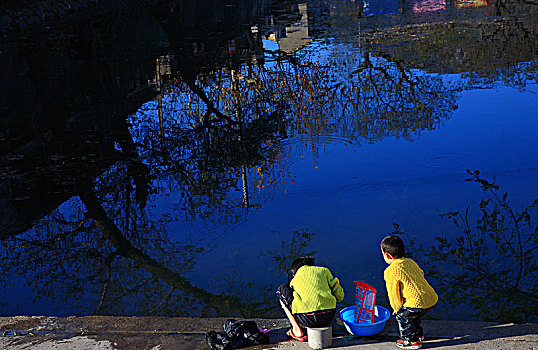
[425,154,468,168]
[280,135,354,148]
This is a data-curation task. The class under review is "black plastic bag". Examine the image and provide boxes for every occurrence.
[206,319,269,350]
[206,331,233,350]
[223,319,269,347]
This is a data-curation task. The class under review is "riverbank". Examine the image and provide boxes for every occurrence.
[1,315,537,349]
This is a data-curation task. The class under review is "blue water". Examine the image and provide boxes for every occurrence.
[1,0,537,321]
[145,79,538,318]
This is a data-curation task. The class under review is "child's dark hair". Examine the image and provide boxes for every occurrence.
[381,235,406,258]
[290,256,315,275]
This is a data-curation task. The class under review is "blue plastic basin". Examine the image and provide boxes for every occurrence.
[339,305,390,336]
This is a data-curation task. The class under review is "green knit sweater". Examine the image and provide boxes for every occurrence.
[289,265,345,314]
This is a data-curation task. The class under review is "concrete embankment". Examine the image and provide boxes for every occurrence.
[1,315,537,349]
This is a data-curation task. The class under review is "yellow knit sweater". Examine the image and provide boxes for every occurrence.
[384,258,438,313]
[290,266,345,314]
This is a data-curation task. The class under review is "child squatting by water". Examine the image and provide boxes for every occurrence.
[276,256,344,342]
[381,235,438,349]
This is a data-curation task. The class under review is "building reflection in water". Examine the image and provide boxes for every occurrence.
[409,0,446,13]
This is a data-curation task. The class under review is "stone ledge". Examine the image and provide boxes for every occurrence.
[0,315,537,349]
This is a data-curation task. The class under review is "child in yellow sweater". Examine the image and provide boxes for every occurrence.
[276,256,344,342]
[381,236,438,350]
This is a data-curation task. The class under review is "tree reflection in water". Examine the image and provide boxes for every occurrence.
[128,46,461,222]
[140,47,460,141]
[0,37,460,317]
[262,228,316,281]
[400,170,538,323]
[0,183,274,317]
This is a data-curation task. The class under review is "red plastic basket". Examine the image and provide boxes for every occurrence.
[353,281,377,323]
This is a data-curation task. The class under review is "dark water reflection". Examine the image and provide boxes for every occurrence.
[0,0,537,321]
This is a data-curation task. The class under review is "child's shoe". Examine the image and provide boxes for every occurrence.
[286,328,307,342]
[396,338,422,349]
[419,335,424,341]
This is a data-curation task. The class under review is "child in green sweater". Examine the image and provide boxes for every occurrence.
[276,256,345,342]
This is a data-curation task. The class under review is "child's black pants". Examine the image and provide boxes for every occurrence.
[276,284,335,328]
[395,307,430,342]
